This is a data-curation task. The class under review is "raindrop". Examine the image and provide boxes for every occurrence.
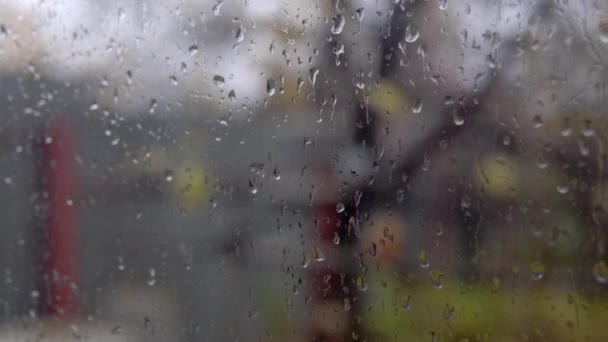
[188,45,199,55]
[213,75,225,88]
[71,325,82,340]
[355,7,365,24]
[147,268,157,286]
[164,170,174,182]
[355,276,368,291]
[235,24,245,42]
[354,72,365,89]
[443,304,455,321]
[170,75,178,85]
[343,298,351,311]
[452,111,464,126]
[419,249,430,268]
[228,89,236,101]
[333,232,341,245]
[556,182,569,195]
[309,67,319,87]
[66,198,74,207]
[248,309,258,319]
[266,78,276,96]
[117,256,125,271]
[272,166,281,180]
[532,115,543,128]
[486,54,497,69]
[331,14,345,35]
[529,261,545,281]
[212,1,223,16]
[300,252,310,268]
[581,120,595,137]
[332,42,345,65]
[395,189,405,203]
[592,261,608,284]
[336,202,345,213]
[411,97,422,114]
[249,179,258,194]
[438,0,448,10]
[313,246,325,262]
[148,99,158,114]
[402,295,412,310]
[430,270,443,289]
[404,24,420,43]
[89,102,99,111]
[599,21,608,44]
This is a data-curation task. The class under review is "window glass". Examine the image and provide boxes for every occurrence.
[0,0,607,340]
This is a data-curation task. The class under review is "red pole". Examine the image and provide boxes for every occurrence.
[41,118,80,318]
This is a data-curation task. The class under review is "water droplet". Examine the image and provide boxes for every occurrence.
[117,256,125,271]
[581,120,595,137]
[442,304,455,321]
[331,14,345,35]
[188,45,199,55]
[430,270,443,289]
[599,21,608,44]
[147,268,156,286]
[486,54,497,69]
[556,182,569,195]
[248,309,258,319]
[213,75,225,88]
[355,7,365,24]
[66,198,74,207]
[89,102,99,111]
[309,67,319,87]
[336,202,345,213]
[453,111,464,126]
[300,252,310,268]
[228,89,236,101]
[272,166,281,180]
[419,249,430,268]
[438,0,448,10]
[354,72,365,89]
[249,179,258,194]
[332,42,345,65]
[395,189,405,203]
[343,297,351,311]
[404,24,420,43]
[235,24,245,42]
[148,99,157,114]
[532,115,543,128]
[313,246,325,262]
[333,232,341,245]
[164,170,174,182]
[529,261,545,281]
[266,78,276,96]
[592,261,608,283]
[170,75,178,85]
[412,97,422,114]
[356,276,368,291]
[70,325,82,339]
[212,1,223,16]
[402,295,412,310]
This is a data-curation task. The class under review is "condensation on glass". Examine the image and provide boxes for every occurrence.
[0,0,607,341]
